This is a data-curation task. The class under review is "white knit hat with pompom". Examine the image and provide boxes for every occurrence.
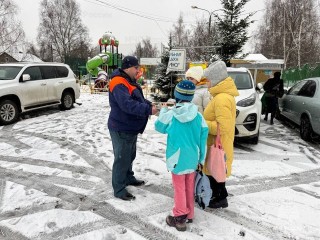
[185,66,204,82]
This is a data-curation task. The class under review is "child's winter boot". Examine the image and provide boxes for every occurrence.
[166,214,187,231]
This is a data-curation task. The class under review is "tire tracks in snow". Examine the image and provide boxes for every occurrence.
[1,156,105,180]
[0,167,178,240]
[141,168,320,239]
[0,127,178,239]
[1,123,319,239]
[14,129,111,173]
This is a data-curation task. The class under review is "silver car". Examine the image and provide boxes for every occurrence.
[279,77,320,140]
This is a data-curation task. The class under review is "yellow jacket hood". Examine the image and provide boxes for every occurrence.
[208,77,239,98]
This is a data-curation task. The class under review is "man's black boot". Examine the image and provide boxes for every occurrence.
[127,179,145,186]
[118,192,135,201]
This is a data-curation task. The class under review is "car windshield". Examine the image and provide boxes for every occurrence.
[228,72,253,90]
[0,66,23,80]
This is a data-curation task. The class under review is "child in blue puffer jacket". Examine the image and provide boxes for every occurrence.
[155,80,208,232]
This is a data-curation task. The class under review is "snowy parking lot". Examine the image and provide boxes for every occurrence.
[0,93,319,240]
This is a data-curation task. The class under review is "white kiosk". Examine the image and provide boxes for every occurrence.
[230,54,284,84]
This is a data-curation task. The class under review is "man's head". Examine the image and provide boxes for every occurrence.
[274,71,281,79]
[185,66,204,84]
[203,60,228,87]
[121,56,140,80]
[174,80,196,102]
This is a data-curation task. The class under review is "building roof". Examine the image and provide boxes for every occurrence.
[243,54,284,65]
[231,53,284,65]
[244,54,268,61]
[10,52,43,62]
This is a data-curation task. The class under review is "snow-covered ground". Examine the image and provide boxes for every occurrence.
[0,92,319,240]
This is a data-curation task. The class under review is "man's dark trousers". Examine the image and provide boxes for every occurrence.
[109,130,138,198]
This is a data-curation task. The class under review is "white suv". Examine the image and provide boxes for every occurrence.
[227,67,262,144]
[0,62,80,125]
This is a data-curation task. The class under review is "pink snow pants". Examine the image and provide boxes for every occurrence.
[172,172,195,219]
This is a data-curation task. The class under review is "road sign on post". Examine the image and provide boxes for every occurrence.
[166,49,186,74]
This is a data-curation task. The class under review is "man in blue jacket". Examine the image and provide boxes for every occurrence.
[108,56,158,201]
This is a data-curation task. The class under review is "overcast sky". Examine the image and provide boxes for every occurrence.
[15,0,266,55]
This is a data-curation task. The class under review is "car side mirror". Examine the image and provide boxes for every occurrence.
[255,83,263,91]
[22,74,31,81]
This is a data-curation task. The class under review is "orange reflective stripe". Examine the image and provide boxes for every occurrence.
[109,76,136,95]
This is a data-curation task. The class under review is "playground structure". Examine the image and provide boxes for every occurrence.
[81,32,122,93]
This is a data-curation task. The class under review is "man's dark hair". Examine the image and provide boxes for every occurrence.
[274,72,281,78]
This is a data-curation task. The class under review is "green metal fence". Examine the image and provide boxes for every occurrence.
[282,63,320,87]
[65,57,87,79]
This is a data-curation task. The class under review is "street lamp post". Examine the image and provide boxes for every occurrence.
[191,6,221,36]
[191,6,222,61]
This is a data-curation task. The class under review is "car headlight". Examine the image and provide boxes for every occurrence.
[237,93,256,107]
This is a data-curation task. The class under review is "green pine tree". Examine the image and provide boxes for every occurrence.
[152,37,179,102]
[214,0,254,66]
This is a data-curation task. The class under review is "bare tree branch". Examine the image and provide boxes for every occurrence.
[37,0,90,62]
[0,0,25,55]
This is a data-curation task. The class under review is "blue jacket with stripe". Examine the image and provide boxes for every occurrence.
[108,69,152,134]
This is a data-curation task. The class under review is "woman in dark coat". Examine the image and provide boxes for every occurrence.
[263,72,284,125]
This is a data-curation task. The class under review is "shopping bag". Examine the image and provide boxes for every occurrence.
[207,124,227,182]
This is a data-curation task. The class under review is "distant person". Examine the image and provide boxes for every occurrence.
[108,56,158,201]
[203,61,239,209]
[137,77,147,87]
[155,80,208,231]
[263,72,284,125]
[185,66,211,114]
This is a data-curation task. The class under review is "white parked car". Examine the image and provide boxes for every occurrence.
[0,62,80,125]
[227,67,262,144]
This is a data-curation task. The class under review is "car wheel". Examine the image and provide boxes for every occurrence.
[0,100,19,125]
[300,116,312,141]
[60,91,74,110]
